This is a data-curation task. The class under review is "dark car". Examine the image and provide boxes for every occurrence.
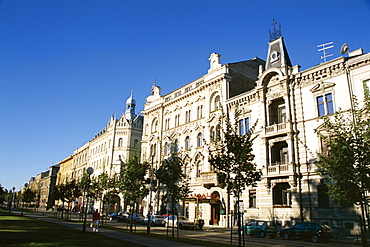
[279,222,334,243]
[109,212,129,222]
[242,220,278,238]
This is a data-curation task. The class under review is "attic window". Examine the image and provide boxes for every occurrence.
[270,51,279,63]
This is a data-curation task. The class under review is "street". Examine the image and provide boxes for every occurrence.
[40,209,361,247]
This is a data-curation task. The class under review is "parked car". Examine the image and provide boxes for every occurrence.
[127,213,145,224]
[279,222,334,243]
[142,215,165,226]
[164,215,197,229]
[109,212,129,222]
[242,220,278,238]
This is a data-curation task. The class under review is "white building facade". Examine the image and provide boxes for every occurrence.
[56,93,143,213]
[141,34,370,233]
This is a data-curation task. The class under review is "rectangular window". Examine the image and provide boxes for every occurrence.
[239,118,250,135]
[363,79,370,96]
[273,183,291,206]
[249,190,256,208]
[280,147,288,164]
[317,93,334,117]
[185,110,191,123]
[175,114,180,127]
[278,105,286,123]
[282,190,291,206]
[318,184,330,208]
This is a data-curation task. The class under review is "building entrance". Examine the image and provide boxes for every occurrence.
[211,203,220,225]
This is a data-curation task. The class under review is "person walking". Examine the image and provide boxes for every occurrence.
[92,209,100,232]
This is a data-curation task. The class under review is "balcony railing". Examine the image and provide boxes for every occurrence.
[267,162,291,175]
[195,172,217,184]
[265,122,287,134]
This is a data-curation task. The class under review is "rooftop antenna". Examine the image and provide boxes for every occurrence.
[340,43,350,55]
[317,42,334,63]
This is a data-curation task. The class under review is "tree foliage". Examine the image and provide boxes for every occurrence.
[20,188,36,204]
[117,155,149,205]
[209,109,261,197]
[156,152,190,207]
[316,94,370,206]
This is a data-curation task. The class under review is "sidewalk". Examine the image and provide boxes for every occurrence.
[12,209,200,247]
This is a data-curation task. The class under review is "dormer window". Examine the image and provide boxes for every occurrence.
[270,51,279,63]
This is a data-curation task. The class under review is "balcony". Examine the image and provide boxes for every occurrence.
[196,172,218,189]
[265,122,288,136]
[266,162,292,176]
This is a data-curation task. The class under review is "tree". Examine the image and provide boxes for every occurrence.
[20,188,36,216]
[117,155,149,232]
[209,109,261,246]
[0,184,6,204]
[95,172,116,214]
[155,151,190,238]
[315,94,370,246]
[53,180,81,219]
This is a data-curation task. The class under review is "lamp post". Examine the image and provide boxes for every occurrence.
[10,187,16,212]
[82,167,94,233]
[21,183,28,216]
[146,155,154,234]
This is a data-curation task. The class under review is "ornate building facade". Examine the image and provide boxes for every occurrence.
[141,34,370,233]
[56,93,143,213]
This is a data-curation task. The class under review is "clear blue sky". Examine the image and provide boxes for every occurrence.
[1,0,369,191]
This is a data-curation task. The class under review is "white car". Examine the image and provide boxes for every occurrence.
[163,216,197,229]
[142,215,165,226]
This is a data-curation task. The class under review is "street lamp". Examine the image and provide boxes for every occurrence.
[21,183,28,216]
[146,155,154,234]
[82,167,94,233]
[10,187,16,213]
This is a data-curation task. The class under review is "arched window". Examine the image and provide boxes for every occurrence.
[214,95,221,110]
[197,133,203,147]
[185,136,190,150]
[151,119,158,133]
[210,127,215,143]
[174,139,179,153]
[150,144,157,157]
[118,138,123,147]
[164,142,169,155]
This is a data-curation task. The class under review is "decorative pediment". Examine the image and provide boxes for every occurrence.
[184,101,192,107]
[208,113,220,123]
[174,105,182,111]
[149,135,158,142]
[182,128,191,135]
[163,109,172,116]
[193,151,205,160]
[194,124,204,132]
[266,86,284,100]
[195,95,205,102]
[310,81,336,93]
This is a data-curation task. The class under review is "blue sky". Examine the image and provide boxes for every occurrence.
[1,0,369,191]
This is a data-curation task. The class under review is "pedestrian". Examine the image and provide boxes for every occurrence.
[92,209,100,232]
